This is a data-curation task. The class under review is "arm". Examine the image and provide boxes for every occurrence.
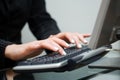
[0,33,89,72]
[0,0,90,71]
[4,33,90,61]
[28,0,60,40]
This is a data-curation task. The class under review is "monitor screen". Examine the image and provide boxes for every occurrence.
[88,0,120,49]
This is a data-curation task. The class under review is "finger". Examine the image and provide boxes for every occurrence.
[83,33,91,38]
[40,40,59,52]
[48,41,67,55]
[63,32,75,43]
[56,46,67,56]
[72,35,82,48]
[50,37,70,48]
[40,40,66,55]
[77,34,88,44]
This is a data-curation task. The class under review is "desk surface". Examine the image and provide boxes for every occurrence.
[33,50,120,80]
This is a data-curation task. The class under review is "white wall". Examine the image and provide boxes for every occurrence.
[45,0,101,33]
[22,0,101,43]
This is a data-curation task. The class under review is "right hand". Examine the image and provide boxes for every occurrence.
[5,32,90,61]
[5,38,69,61]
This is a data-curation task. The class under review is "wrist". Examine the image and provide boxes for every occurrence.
[5,44,18,61]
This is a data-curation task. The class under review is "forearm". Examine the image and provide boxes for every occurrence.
[28,0,61,40]
[29,15,61,40]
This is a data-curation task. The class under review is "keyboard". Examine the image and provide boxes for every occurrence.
[13,45,111,73]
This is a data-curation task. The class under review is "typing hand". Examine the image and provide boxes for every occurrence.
[50,32,90,48]
[5,32,90,61]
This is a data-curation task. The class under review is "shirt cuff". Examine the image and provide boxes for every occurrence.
[0,39,16,71]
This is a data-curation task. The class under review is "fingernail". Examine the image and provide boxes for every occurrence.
[54,47,59,51]
[71,39,75,43]
[66,43,70,47]
[78,44,82,48]
[62,51,67,55]
[84,40,88,43]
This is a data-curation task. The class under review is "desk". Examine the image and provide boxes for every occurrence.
[33,49,120,80]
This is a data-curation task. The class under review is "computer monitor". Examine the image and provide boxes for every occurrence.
[88,0,120,49]
[88,0,120,70]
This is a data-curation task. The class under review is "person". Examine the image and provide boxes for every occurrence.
[0,0,90,80]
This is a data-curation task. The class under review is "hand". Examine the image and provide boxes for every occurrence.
[50,32,90,47]
[5,32,90,61]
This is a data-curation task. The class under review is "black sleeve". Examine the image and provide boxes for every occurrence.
[0,39,16,71]
[28,0,61,40]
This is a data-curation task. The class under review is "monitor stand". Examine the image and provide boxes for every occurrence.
[88,57,120,70]
[88,42,120,70]
[88,29,120,70]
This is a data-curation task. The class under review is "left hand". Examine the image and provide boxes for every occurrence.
[49,32,90,48]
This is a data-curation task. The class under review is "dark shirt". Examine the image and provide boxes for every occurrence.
[0,0,60,70]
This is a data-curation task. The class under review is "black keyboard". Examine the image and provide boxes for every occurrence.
[13,45,110,73]
[27,45,90,65]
